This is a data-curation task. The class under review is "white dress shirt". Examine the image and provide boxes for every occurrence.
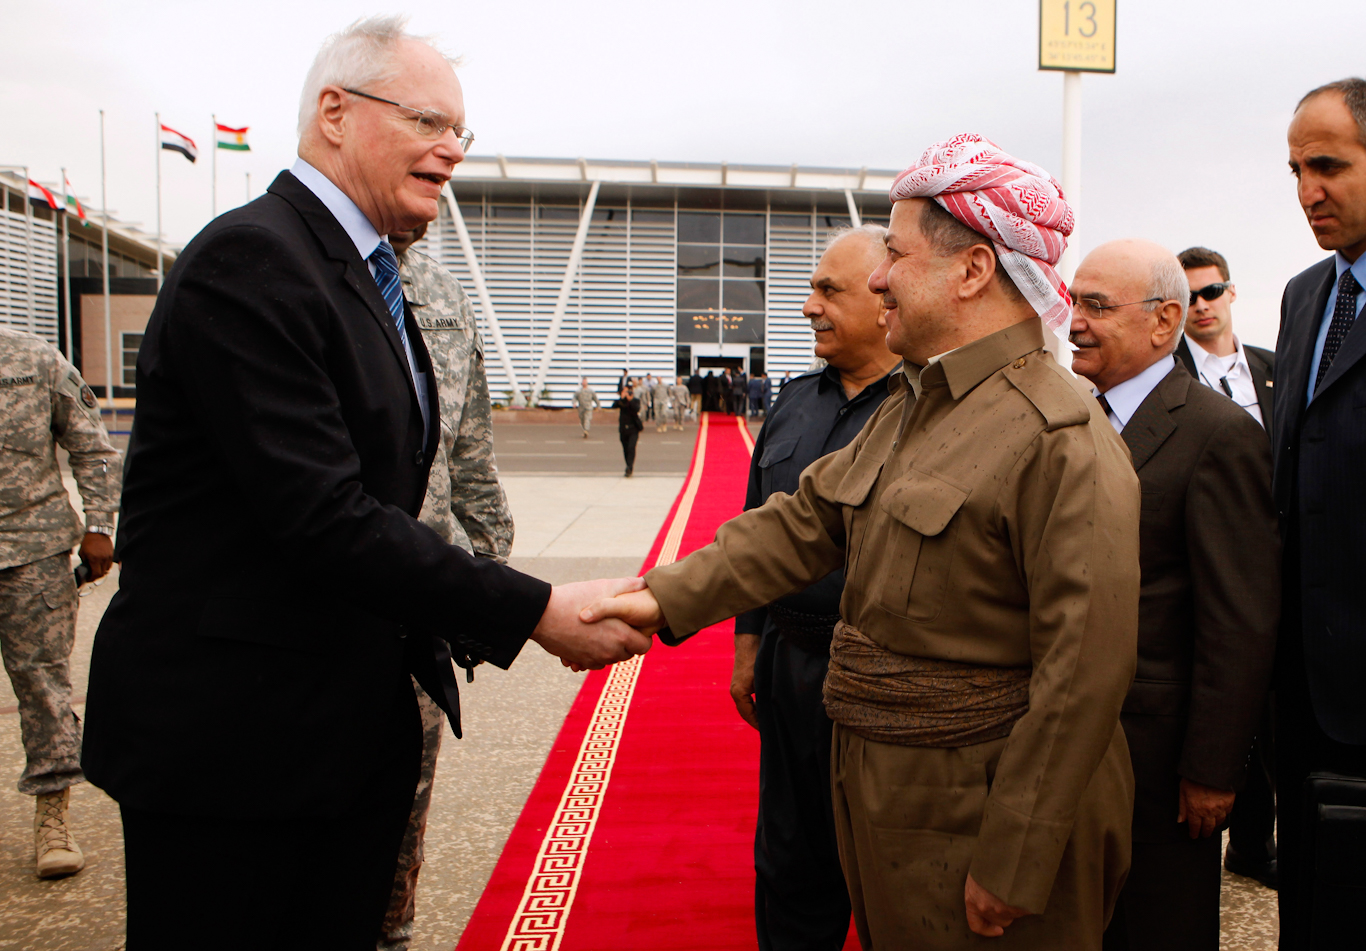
[290,158,430,441]
[1183,333,1265,428]
[1307,250,1366,405]
[1094,355,1176,435]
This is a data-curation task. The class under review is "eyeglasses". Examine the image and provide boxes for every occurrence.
[1188,282,1231,306]
[1072,296,1165,319]
[343,88,475,151]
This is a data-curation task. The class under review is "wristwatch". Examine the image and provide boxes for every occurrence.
[86,525,114,536]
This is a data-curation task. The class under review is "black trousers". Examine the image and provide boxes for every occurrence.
[753,626,851,951]
[1103,835,1222,951]
[619,427,638,471]
[121,686,422,951]
[1228,700,1277,863]
[1275,643,1366,949]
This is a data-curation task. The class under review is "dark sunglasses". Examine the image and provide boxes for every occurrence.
[1189,282,1231,306]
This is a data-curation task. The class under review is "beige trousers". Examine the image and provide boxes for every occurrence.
[830,723,1132,950]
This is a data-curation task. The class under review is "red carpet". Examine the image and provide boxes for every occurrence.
[457,413,769,950]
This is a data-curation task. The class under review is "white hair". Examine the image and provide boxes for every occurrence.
[825,222,889,253]
[297,15,457,136]
[1148,252,1191,349]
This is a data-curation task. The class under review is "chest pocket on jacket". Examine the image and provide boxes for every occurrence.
[829,450,886,583]
[758,436,799,497]
[875,468,969,622]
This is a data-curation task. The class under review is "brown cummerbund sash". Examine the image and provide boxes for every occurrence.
[823,621,1031,748]
[767,603,842,653]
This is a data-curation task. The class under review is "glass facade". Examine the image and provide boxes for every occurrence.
[675,211,767,346]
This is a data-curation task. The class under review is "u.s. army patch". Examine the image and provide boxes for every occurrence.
[0,374,38,388]
[81,385,98,408]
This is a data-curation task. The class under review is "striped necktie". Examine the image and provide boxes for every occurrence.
[368,241,409,344]
[1315,268,1362,392]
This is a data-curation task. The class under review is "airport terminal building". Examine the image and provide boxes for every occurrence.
[418,156,898,406]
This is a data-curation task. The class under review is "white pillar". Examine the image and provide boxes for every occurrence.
[444,186,525,406]
[529,180,600,405]
[23,165,35,333]
[843,189,862,228]
[1058,71,1082,284]
[100,110,114,409]
[60,168,72,362]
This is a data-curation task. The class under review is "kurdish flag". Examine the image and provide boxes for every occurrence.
[63,174,89,226]
[27,179,61,211]
[215,123,250,151]
[161,124,198,163]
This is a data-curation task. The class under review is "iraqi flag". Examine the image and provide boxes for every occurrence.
[215,123,250,151]
[27,179,61,212]
[63,174,89,227]
[160,124,198,163]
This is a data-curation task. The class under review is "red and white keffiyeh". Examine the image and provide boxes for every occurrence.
[890,133,1074,334]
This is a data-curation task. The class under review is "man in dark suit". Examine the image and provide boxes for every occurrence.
[1070,240,1280,951]
[1174,246,1280,890]
[81,17,648,950]
[1275,78,1366,947]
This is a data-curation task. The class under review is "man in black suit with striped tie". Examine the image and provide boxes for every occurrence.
[1275,77,1366,948]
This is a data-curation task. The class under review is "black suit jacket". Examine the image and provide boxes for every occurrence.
[1174,336,1276,427]
[1117,365,1280,842]
[1272,256,1366,745]
[83,171,551,818]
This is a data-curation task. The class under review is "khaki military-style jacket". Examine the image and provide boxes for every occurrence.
[573,386,600,413]
[647,318,1141,911]
[399,250,513,560]
[0,327,121,570]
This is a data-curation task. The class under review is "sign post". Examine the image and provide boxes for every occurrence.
[1039,0,1116,287]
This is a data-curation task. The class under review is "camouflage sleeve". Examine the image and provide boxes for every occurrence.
[449,300,514,563]
[49,354,121,532]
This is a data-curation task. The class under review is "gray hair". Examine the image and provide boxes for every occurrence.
[1148,252,1191,349]
[825,222,889,253]
[297,15,456,136]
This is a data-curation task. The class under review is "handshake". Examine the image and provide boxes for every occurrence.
[528,578,669,671]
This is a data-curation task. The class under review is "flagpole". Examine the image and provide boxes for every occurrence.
[155,112,164,290]
[100,109,114,412]
[211,113,217,219]
[60,168,72,362]
[23,164,35,333]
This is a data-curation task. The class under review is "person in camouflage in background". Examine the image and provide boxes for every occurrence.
[380,222,516,951]
[0,327,121,879]
[650,374,670,433]
[573,377,600,438]
[669,376,690,430]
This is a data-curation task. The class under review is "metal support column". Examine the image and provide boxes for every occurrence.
[443,186,525,406]
[528,180,599,405]
[844,189,862,227]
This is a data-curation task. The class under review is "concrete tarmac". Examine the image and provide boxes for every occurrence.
[0,414,1279,950]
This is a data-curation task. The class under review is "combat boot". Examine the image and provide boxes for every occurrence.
[35,788,85,878]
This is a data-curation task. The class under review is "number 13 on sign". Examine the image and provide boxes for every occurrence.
[1039,0,1117,73]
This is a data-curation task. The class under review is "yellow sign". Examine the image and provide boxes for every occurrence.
[1039,0,1116,73]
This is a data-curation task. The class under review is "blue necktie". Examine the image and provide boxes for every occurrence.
[368,241,409,344]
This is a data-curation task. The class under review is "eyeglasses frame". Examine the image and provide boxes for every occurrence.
[342,88,474,151]
[1072,296,1168,319]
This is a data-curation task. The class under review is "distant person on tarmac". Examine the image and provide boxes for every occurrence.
[687,370,703,417]
[618,382,643,477]
[670,377,690,430]
[573,378,600,439]
[651,375,670,432]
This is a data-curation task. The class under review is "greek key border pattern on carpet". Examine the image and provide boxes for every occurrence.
[499,414,713,951]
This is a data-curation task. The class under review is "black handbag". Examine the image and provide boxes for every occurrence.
[1298,771,1366,948]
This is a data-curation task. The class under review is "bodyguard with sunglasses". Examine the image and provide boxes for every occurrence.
[1172,246,1280,894]
[1174,247,1276,427]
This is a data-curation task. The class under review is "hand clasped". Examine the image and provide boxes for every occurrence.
[530,578,657,671]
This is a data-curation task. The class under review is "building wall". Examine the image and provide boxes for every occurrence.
[79,293,156,394]
[420,190,884,406]
[1,207,58,343]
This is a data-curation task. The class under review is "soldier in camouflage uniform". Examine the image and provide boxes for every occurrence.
[650,374,670,432]
[0,327,121,879]
[573,378,600,438]
[378,223,516,951]
[669,376,690,430]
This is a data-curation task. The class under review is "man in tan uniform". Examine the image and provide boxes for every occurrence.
[585,135,1140,949]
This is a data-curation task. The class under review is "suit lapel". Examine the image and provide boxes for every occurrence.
[267,172,419,399]
[1122,367,1187,471]
[1314,286,1366,398]
[1245,349,1275,426]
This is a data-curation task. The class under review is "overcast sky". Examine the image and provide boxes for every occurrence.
[5,0,1363,347]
